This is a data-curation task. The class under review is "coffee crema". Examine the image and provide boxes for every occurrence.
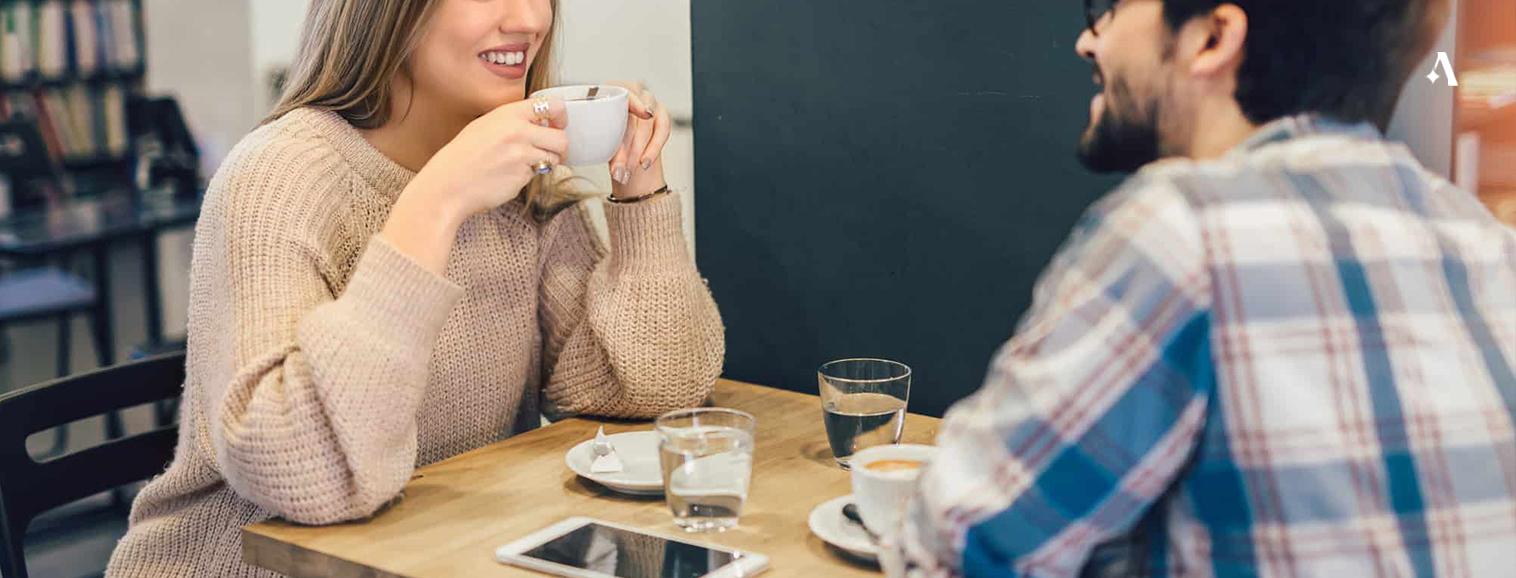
[864,459,923,472]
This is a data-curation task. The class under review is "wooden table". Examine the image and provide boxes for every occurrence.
[242,379,940,577]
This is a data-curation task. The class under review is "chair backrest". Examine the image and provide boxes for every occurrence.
[0,120,63,211]
[127,96,199,161]
[0,352,185,578]
[127,96,201,196]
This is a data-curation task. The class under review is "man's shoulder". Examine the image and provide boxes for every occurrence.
[1122,133,1426,210]
[1083,161,1208,226]
[1083,138,1413,261]
[1117,149,1303,207]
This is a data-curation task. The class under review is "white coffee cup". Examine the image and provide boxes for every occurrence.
[849,444,937,538]
[529,85,629,166]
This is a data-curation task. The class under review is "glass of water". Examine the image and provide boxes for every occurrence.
[655,407,756,532]
[818,358,911,469]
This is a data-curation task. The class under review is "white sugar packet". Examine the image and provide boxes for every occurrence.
[589,426,625,473]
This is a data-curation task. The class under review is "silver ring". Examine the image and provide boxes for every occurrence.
[531,97,552,122]
[533,160,553,175]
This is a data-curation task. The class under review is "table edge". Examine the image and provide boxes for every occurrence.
[242,527,414,578]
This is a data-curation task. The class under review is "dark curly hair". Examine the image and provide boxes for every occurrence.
[1160,0,1440,126]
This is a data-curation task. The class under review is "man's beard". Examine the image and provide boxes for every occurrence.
[1077,74,1163,174]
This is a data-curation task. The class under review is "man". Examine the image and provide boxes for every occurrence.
[888,0,1515,576]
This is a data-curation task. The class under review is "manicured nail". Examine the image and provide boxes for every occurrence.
[639,159,652,171]
[613,166,630,184]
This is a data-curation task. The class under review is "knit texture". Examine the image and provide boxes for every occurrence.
[104,108,725,577]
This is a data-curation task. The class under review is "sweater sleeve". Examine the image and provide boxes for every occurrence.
[537,193,725,419]
[198,154,462,525]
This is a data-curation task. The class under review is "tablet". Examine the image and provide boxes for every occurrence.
[495,517,769,578]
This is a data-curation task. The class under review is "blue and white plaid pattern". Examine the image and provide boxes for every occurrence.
[889,115,1516,578]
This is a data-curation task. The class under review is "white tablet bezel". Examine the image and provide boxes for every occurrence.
[494,516,769,578]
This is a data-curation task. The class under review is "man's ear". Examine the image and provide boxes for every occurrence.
[1183,4,1248,78]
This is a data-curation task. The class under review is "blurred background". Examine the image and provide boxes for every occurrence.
[0,0,1509,576]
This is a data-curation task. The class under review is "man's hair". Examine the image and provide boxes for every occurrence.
[1161,0,1440,126]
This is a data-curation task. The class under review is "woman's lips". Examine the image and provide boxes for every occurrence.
[479,44,530,80]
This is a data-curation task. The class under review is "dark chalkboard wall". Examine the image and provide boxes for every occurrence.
[692,1,1119,417]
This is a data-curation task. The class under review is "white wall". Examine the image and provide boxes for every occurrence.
[144,0,261,340]
[250,0,309,115]
[555,0,692,117]
[1388,0,1460,177]
[145,0,259,175]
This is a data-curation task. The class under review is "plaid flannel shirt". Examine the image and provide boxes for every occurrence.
[888,115,1516,578]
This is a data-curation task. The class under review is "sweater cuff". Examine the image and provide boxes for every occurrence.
[605,191,689,270]
[339,235,464,345]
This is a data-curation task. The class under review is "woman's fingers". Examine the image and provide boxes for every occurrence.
[609,112,638,184]
[509,143,561,169]
[639,96,671,170]
[627,101,656,172]
[612,81,655,119]
[524,123,569,158]
[516,95,568,128]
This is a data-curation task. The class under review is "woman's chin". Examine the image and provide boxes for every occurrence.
[488,88,527,106]
[462,90,525,116]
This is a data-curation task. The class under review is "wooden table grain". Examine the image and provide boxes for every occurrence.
[242,379,941,577]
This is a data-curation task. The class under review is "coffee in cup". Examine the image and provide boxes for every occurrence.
[864,459,923,472]
[528,85,629,166]
[849,444,937,538]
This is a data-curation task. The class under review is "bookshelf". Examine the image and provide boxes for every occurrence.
[1454,0,1516,224]
[0,0,146,183]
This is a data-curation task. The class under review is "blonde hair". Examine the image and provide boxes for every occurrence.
[266,0,582,220]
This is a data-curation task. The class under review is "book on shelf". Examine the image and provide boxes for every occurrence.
[70,0,98,74]
[0,0,141,84]
[0,85,129,163]
[37,0,65,78]
[1,2,34,82]
[105,0,136,70]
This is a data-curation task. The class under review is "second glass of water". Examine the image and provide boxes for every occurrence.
[655,407,756,532]
[819,358,911,469]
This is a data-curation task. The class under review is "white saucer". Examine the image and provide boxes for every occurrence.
[565,430,664,495]
[809,494,877,561]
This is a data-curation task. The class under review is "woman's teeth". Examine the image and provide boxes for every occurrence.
[480,51,526,66]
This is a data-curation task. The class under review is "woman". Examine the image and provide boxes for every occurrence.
[106,0,724,575]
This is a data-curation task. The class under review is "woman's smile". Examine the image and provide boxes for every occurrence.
[478,42,531,80]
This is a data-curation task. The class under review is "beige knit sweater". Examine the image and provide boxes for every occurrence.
[104,108,725,577]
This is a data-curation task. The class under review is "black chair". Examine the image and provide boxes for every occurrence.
[127,340,187,427]
[0,268,102,377]
[0,352,185,578]
[0,267,111,457]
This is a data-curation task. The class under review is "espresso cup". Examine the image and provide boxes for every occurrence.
[849,444,937,538]
[529,85,629,166]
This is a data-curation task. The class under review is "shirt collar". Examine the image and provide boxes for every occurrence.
[1228,113,1383,157]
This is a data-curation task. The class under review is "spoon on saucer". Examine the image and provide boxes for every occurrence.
[841,503,881,544]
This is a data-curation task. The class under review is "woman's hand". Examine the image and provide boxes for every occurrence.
[413,97,570,219]
[608,82,672,199]
[382,97,568,273]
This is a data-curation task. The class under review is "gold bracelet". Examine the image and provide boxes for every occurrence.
[607,184,672,204]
